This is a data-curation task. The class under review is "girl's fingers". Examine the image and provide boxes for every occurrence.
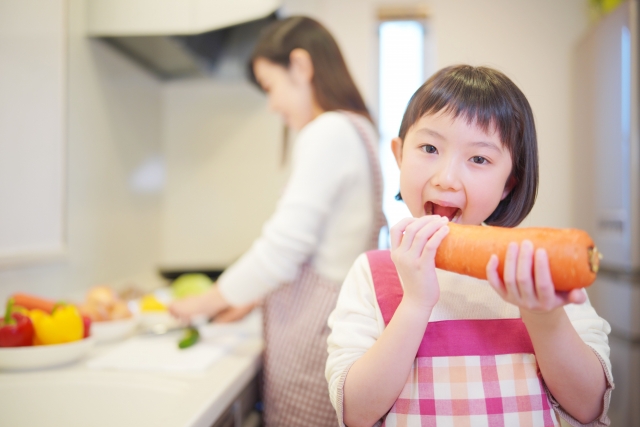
[412,217,448,255]
[555,289,586,306]
[502,242,521,300]
[419,221,449,260]
[397,217,429,252]
[486,254,507,299]
[516,240,536,302]
[533,248,557,307]
[397,216,443,254]
[389,217,417,250]
[568,289,587,305]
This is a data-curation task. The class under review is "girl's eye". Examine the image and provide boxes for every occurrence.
[421,144,437,154]
[471,156,488,164]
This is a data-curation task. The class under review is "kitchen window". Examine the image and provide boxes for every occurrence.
[377,7,432,230]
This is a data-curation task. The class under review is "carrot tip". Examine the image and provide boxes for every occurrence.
[588,247,602,273]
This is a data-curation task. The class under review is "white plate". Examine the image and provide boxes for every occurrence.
[139,311,180,330]
[91,317,139,343]
[0,337,94,370]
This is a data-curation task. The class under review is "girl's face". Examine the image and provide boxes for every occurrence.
[392,111,515,225]
[253,54,321,131]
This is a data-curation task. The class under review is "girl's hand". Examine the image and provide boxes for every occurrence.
[389,215,450,310]
[486,240,587,314]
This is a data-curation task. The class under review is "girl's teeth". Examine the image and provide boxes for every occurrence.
[424,202,461,221]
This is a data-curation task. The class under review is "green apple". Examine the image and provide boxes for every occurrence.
[171,273,212,299]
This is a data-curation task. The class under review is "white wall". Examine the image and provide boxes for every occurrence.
[283,0,589,228]
[0,0,165,302]
[430,0,588,228]
[160,80,288,269]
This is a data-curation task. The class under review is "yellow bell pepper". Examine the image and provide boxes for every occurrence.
[29,305,84,345]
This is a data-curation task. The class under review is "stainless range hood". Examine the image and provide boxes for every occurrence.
[87,0,281,79]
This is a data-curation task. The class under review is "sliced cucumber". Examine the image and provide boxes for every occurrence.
[178,326,200,349]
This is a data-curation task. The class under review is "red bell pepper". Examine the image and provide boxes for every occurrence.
[82,315,91,338]
[0,298,35,347]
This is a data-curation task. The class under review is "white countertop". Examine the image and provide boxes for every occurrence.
[0,312,264,427]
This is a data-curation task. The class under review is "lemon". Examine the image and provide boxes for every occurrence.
[140,295,167,312]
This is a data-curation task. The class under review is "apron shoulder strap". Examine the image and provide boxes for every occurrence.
[339,111,388,249]
[366,250,402,325]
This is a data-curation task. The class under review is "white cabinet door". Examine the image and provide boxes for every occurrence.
[0,0,66,265]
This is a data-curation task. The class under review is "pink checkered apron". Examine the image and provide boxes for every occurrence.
[367,250,560,427]
[262,112,385,426]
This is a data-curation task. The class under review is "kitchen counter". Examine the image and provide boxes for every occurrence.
[0,312,264,427]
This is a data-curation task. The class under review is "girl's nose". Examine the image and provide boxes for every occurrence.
[431,157,462,191]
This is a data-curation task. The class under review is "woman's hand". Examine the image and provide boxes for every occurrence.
[213,302,258,323]
[486,240,586,314]
[389,215,449,310]
[168,286,230,323]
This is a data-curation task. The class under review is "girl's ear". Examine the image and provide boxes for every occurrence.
[288,48,314,84]
[391,137,403,167]
[501,175,517,200]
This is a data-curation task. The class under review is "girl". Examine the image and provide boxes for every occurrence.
[326,65,613,427]
[170,17,385,426]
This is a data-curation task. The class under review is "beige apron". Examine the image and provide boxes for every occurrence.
[262,112,386,426]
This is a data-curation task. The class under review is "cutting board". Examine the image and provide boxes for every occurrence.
[88,309,262,372]
[87,335,228,372]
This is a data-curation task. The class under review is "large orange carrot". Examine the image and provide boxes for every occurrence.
[11,293,56,313]
[434,223,601,291]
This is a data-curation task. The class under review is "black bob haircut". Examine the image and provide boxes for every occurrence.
[396,65,538,227]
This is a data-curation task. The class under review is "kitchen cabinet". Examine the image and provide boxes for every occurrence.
[87,0,280,36]
[0,0,66,265]
[211,377,261,427]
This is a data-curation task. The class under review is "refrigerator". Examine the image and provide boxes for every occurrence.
[573,1,640,425]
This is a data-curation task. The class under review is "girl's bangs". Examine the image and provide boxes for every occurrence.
[420,80,520,151]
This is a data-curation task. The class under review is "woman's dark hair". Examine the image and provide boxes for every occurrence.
[248,16,372,123]
[397,65,538,227]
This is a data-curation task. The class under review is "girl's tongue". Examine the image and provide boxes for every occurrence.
[427,202,460,222]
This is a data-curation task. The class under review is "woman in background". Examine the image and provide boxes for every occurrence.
[170,16,385,426]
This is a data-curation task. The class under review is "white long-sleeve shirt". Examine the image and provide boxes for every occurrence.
[326,253,614,426]
[217,112,378,306]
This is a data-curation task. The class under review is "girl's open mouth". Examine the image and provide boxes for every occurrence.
[424,201,461,222]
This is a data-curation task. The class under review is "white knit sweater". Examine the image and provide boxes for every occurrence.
[217,112,378,305]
